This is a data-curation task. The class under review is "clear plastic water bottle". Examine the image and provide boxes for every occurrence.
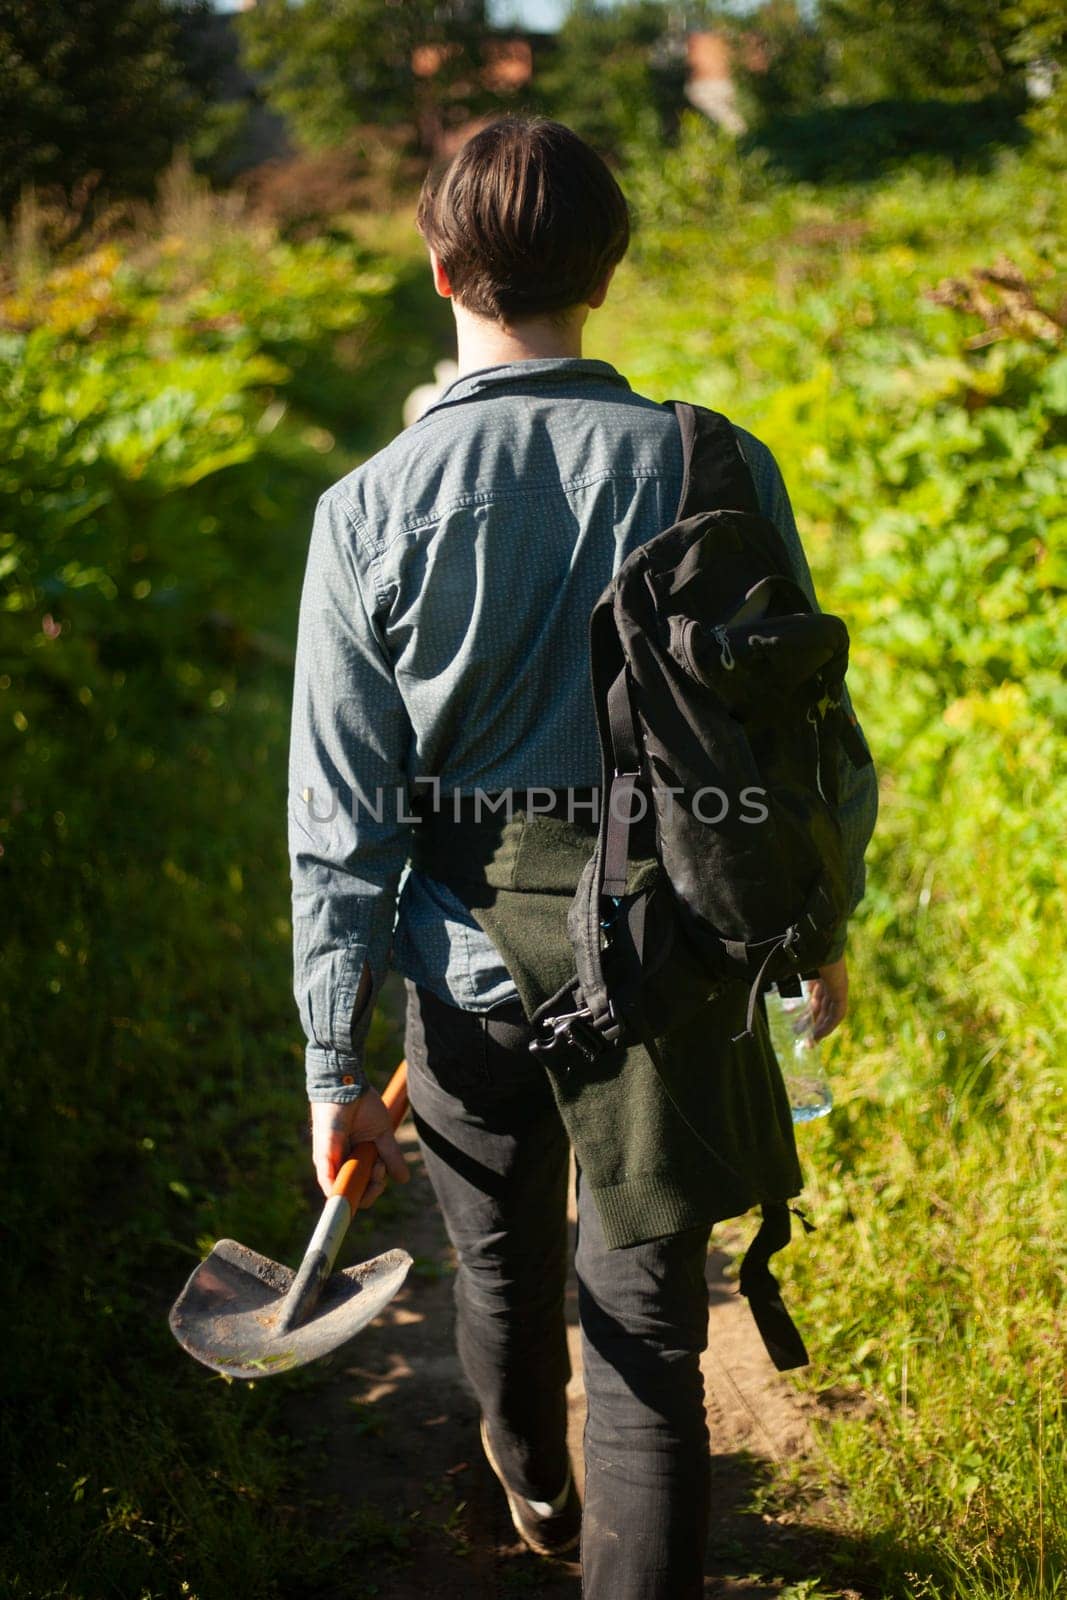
[764,979,833,1123]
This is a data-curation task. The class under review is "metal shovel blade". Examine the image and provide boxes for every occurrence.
[168,1237,413,1380]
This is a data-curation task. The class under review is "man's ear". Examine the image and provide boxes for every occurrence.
[430,249,453,300]
[587,265,616,311]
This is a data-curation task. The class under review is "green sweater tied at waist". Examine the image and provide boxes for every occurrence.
[411,800,805,1255]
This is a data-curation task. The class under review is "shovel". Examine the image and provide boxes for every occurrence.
[169,1061,412,1380]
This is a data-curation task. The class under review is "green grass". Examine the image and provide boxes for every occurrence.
[592,140,1067,1598]
[3,135,1065,1599]
[0,190,452,1598]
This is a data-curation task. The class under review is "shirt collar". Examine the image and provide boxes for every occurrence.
[424,357,631,416]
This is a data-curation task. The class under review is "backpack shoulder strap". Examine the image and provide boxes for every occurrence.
[670,401,760,521]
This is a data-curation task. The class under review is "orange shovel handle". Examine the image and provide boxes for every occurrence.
[330,1059,410,1213]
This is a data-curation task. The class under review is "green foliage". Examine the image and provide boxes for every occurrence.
[534,0,688,157]
[3,110,1066,1600]
[0,225,394,737]
[621,109,772,232]
[1009,0,1067,153]
[0,0,215,218]
[819,0,1034,102]
[732,0,831,121]
[237,0,494,152]
[0,197,444,1598]
[732,0,1064,135]
[592,143,1066,1597]
[742,94,1030,184]
[1004,0,1067,66]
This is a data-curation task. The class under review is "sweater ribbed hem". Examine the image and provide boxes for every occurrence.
[590,1170,803,1252]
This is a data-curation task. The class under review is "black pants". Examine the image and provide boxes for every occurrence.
[404,980,713,1600]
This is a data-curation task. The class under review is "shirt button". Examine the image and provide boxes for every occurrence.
[342,1075,355,1085]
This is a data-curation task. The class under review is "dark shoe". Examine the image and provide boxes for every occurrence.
[479,1416,581,1557]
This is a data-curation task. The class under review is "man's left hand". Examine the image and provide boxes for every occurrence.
[809,955,849,1043]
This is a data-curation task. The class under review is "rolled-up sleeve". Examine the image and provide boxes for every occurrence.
[737,428,879,958]
[288,490,412,1102]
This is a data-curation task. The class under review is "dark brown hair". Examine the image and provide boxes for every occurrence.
[416,117,630,323]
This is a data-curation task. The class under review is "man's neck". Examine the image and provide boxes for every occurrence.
[453,304,587,375]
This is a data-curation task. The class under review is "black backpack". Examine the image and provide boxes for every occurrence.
[515,406,876,1369]
[530,400,872,1069]
[525,404,874,1371]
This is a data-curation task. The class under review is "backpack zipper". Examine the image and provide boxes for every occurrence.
[807,704,828,802]
[712,625,735,670]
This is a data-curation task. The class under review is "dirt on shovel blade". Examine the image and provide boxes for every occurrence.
[169,1237,413,1379]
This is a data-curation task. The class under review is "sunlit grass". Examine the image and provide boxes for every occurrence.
[2,137,1064,1599]
[0,196,447,1597]
[594,145,1067,1598]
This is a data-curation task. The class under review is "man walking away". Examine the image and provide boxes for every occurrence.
[289,118,878,1598]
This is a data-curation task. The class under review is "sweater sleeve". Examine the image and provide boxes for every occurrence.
[733,426,878,961]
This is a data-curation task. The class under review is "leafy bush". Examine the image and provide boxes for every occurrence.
[239,127,421,238]
[4,125,1065,1600]
[744,95,1030,184]
[592,143,1066,1597]
[621,110,773,234]
[0,214,395,742]
[0,193,436,1598]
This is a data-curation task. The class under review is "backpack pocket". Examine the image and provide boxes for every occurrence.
[669,607,849,720]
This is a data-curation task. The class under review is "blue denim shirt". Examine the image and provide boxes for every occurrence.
[288,358,878,1101]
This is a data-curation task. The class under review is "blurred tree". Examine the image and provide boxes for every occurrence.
[818,0,1033,102]
[728,0,1064,135]
[535,1,689,157]
[0,0,215,218]
[238,0,492,152]
[730,1,830,121]
[1003,0,1067,69]
[1003,0,1066,139]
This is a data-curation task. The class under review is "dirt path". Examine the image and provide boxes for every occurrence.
[285,1012,863,1597]
[285,1154,857,1597]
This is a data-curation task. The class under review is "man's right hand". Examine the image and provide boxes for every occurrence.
[809,956,848,1042]
[309,1089,410,1206]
